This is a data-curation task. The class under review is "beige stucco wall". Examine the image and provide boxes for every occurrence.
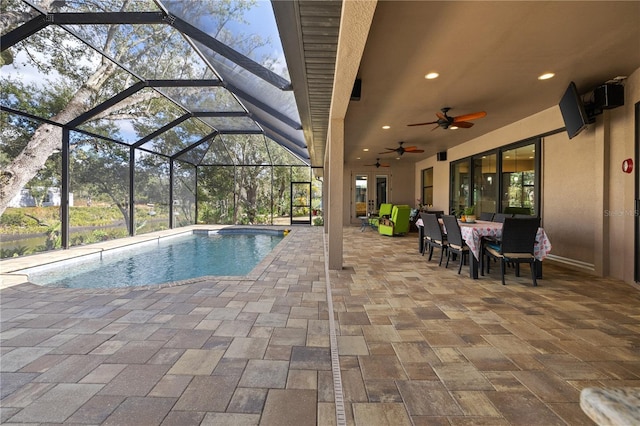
[607,70,639,282]
[542,129,595,267]
[342,163,415,224]
[414,67,640,283]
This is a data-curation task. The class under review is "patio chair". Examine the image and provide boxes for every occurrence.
[423,213,447,265]
[369,203,393,228]
[492,213,512,223]
[504,206,532,216]
[418,212,430,254]
[442,215,469,274]
[483,217,541,286]
[479,212,494,221]
[378,205,411,236]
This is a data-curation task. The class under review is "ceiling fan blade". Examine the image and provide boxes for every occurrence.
[453,121,474,128]
[407,149,425,153]
[403,146,420,151]
[407,120,438,127]
[431,124,441,131]
[379,151,395,154]
[436,112,447,120]
[453,111,487,122]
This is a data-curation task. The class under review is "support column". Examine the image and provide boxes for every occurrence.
[327,119,344,270]
[61,128,70,249]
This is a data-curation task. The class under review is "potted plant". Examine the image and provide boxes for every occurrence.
[462,206,476,223]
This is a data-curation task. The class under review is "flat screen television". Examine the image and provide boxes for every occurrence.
[559,81,590,139]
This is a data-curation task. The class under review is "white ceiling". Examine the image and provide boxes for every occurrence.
[280,1,640,168]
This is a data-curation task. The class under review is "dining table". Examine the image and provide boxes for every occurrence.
[416,218,552,279]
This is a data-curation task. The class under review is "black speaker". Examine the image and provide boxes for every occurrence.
[350,78,361,101]
[436,151,447,161]
[594,84,624,110]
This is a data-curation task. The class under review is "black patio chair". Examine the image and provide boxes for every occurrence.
[483,217,541,286]
[423,213,447,266]
[492,213,512,223]
[479,212,494,221]
[441,215,469,274]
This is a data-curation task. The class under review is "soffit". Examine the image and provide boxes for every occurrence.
[273,0,342,169]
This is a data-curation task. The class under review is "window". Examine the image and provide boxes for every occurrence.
[450,139,540,216]
[473,153,498,217]
[450,160,471,215]
[501,143,538,215]
[422,167,433,206]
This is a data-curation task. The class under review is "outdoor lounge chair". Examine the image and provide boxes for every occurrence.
[378,205,411,236]
[369,203,393,228]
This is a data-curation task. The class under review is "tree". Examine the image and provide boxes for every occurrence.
[69,135,132,230]
[1,0,265,216]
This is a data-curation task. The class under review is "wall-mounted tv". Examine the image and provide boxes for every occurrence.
[559,81,591,139]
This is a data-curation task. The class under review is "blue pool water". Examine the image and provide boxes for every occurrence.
[27,231,283,289]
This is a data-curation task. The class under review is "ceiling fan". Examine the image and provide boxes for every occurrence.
[408,107,487,130]
[365,158,390,168]
[379,141,424,156]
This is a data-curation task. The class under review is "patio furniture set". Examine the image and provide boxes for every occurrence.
[416,213,552,285]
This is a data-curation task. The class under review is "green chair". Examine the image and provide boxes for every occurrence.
[369,203,393,228]
[378,205,411,236]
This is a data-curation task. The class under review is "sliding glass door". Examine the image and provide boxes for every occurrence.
[450,139,540,216]
[450,160,470,215]
[501,143,537,215]
[473,154,498,217]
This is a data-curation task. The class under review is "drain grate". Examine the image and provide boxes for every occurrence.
[322,232,347,426]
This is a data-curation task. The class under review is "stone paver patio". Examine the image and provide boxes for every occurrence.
[1,225,640,425]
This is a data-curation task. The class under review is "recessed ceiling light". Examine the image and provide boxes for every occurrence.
[538,72,555,80]
[356,157,361,160]
[363,148,369,152]
[382,125,390,130]
[425,72,439,80]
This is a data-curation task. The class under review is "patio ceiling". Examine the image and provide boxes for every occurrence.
[275,1,640,168]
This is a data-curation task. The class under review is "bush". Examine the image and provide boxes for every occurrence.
[0,211,28,227]
[0,245,29,259]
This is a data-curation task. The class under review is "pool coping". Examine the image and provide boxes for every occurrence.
[0,224,294,290]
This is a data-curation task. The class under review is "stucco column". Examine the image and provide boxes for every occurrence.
[327,119,344,270]
[325,0,377,270]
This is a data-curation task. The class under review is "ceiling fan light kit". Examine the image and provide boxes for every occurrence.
[407,107,487,131]
[365,158,390,168]
[379,141,425,156]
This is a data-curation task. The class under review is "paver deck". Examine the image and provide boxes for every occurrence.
[1,225,640,425]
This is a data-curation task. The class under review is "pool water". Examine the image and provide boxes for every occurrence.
[27,232,283,289]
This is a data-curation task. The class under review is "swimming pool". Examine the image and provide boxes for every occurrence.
[24,230,285,289]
